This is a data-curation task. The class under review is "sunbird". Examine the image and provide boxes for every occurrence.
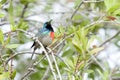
[31,20,54,59]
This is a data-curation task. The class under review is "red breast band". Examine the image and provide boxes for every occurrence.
[50,32,54,40]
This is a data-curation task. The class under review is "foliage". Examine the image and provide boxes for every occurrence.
[0,0,120,80]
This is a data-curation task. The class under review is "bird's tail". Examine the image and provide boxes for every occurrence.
[31,41,37,59]
[31,49,35,59]
[31,41,36,48]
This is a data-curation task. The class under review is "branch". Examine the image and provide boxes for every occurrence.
[71,1,83,19]
[44,46,71,80]
[99,30,120,47]
[5,51,42,65]
[85,30,120,70]
[0,22,9,26]
[36,39,57,79]
[48,48,62,80]
[21,56,46,80]
[16,29,57,80]
[0,49,6,71]
[20,4,28,18]
[49,33,73,53]
[42,66,50,80]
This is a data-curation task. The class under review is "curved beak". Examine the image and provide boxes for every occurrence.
[48,19,52,24]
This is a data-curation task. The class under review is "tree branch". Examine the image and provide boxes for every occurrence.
[5,51,41,65]
[20,4,28,18]
[48,48,62,80]
[21,56,46,80]
[71,1,83,19]
[16,29,57,80]
[99,30,120,47]
[0,49,6,71]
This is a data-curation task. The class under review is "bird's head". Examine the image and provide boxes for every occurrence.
[42,20,54,40]
[43,19,54,32]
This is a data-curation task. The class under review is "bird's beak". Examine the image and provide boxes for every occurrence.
[48,19,52,24]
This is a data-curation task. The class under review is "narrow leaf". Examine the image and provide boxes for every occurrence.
[6,44,20,49]
[0,30,4,45]
[0,0,7,4]
[0,14,5,18]
[89,47,104,54]
[5,36,10,45]
[10,25,16,31]
[8,0,14,25]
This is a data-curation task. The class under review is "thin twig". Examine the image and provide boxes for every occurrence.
[21,56,46,80]
[42,66,50,80]
[16,29,57,80]
[20,3,28,18]
[5,50,70,70]
[84,20,104,29]
[48,48,62,80]
[5,51,40,65]
[99,30,120,47]
[0,49,6,71]
[10,54,13,80]
[49,33,73,53]
[85,30,120,70]
[90,53,104,70]
[71,1,83,19]
[21,70,32,80]
[0,22,9,26]
[36,39,57,80]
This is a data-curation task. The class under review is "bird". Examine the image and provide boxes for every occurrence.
[31,20,54,59]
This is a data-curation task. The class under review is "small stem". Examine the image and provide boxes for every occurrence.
[36,39,57,80]
[20,4,28,18]
[99,30,120,47]
[51,51,62,80]
[42,66,50,80]
[21,56,46,80]
[71,1,83,19]
[10,55,13,80]
[0,49,6,71]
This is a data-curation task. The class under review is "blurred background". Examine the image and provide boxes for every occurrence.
[0,0,120,80]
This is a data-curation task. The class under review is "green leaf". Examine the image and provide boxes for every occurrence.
[87,36,95,50]
[10,25,17,31]
[20,0,36,4]
[0,72,10,80]
[113,8,120,16]
[85,69,94,74]
[65,58,75,70]
[112,72,120,77]
[104,0,120,14]
[5,36,10,45]
[8,0,14,25]
[89,47,104,54]
[11,70,16,79]
[17,20,28,30]
[0,0,7,4]
[6,44,21,49]
[108,4,120,13]
[72,39,82,54]
[0,66,4,74]
[62,49,74,57]
[0,30,4,45]
[18,32,29,43]
[0,13,5,18]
